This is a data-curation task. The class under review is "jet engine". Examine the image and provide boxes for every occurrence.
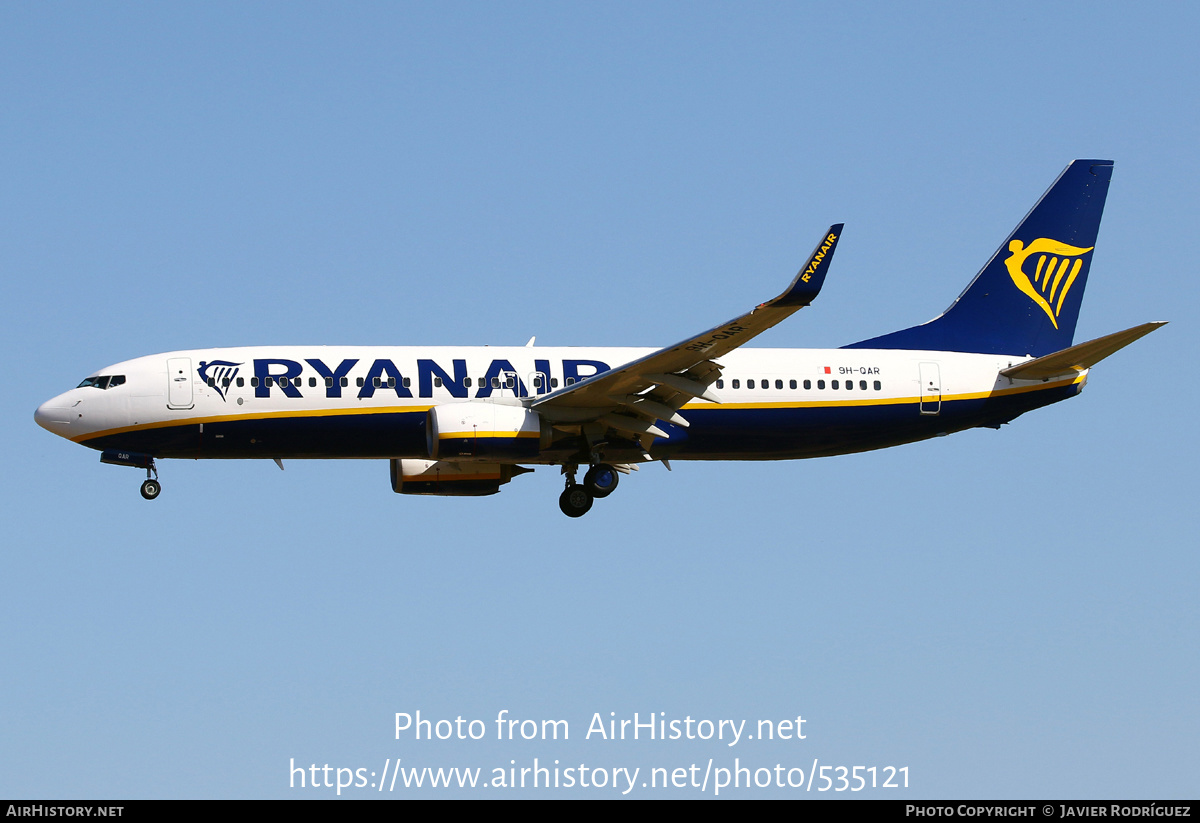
[426,402,550,461]
[390,458,529,496]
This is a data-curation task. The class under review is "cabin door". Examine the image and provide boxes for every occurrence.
[919,362,941,415]
[166,357,194,409]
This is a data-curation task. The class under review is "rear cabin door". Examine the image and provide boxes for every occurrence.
[919,361,941,416]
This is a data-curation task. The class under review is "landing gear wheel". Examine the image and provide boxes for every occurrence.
[583,464,619,499]
[140,479,161,500]
[558,485,593,517]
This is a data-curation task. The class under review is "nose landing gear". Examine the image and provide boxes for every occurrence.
[139,461,161,500]
[100,450,162,501]
[140,478,161,500]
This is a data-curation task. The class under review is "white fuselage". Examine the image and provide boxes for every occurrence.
[35,344,1084,462]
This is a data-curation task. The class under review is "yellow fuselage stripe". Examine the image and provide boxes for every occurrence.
[74,375,1083,444]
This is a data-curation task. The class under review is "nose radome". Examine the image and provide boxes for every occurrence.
[35,397,74,435]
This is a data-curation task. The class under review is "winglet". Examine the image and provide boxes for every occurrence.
[768,223,843,308]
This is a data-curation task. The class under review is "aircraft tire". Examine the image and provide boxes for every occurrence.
[583,464,619,499]
[558,485,593,517]
[140,479,161,500]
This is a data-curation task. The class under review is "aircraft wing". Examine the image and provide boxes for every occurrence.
[529,224,843,440]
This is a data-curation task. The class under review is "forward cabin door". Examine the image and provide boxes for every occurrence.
[919,361,941,415]
[166,357,194,409]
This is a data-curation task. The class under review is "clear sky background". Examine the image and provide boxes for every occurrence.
[3,2,1196,798]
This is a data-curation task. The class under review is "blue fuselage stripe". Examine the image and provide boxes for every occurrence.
[78,383,1079,461]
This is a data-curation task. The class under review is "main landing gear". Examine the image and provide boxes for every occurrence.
[558,463,621,518]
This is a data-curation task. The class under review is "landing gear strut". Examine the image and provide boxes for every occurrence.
[140,461,161,501]
[558,464,592,517]
[558,462,622,517]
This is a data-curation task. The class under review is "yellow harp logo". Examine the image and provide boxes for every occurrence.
[1004,238,1093,329]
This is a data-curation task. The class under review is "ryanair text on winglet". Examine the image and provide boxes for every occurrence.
[802,232,838,283]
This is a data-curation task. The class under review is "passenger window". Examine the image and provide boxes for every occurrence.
[493,377,501,388]
[716,379,724,389]
[874,380,881,391]
[373,377,381,388]
[776,379,783,389]
[464,377,472,388]
[221,378,230,388]
[747,379,755,389]
[846,380,853,390]
[207,377,216,387]
[357,377,364,387]
[533,376,542,389]
[325,377,333,388]
[859,380,867,390]
[732,379,740,389]
[803,379,810,390]
[817,380,825,390]
[251,377,260,387]
[403,377,411,388]
[387,377,396,388]
[565,377,575,386]
[831,380,838,389]
[309,377,317,388]
[434,377,443,388]
[551,378,559,388]
[266,376,275,387]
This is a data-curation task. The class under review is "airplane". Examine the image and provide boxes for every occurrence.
[35,159,1164,517]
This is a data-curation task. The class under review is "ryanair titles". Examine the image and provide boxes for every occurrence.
[204,357,612,401]
[801,231,838,283]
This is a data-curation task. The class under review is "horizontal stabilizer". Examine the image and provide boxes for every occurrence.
[1000,322,1166,381]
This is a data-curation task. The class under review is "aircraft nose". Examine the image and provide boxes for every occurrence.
[35,396,76,436]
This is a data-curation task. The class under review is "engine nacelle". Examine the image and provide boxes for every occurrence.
[426,402,549,461]
[390,458,525,496]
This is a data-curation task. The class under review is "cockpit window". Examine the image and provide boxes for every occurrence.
[76,375,125,390]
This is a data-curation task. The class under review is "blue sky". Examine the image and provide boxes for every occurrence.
[3,2,1196,798]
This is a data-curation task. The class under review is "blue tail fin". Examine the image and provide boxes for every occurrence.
[845,160,1113,357]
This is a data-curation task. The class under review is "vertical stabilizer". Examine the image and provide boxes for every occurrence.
[845,160,1113,356]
